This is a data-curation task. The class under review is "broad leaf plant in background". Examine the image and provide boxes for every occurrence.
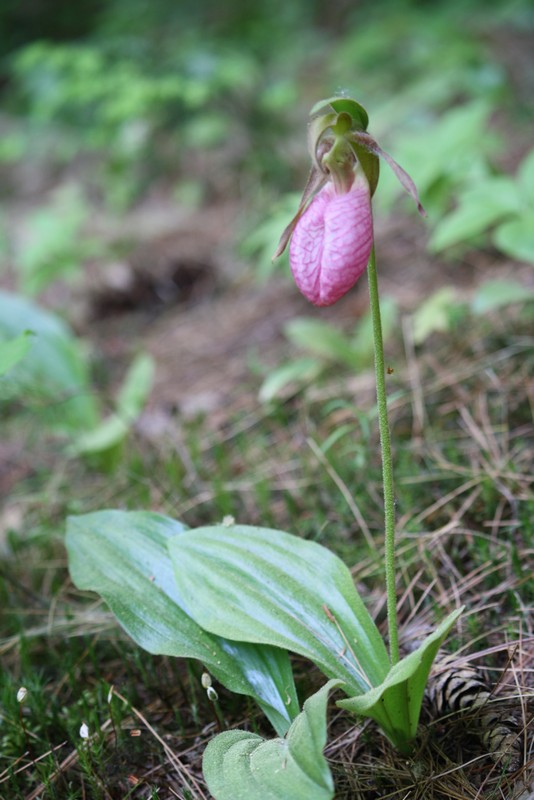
[66,97,463,799]
[0,290,155,465]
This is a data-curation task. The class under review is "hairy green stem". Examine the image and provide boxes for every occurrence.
[367,246,399,665]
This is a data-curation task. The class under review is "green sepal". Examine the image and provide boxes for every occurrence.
[337,608,463,753]
[307,113,337,171]
[350,142,380,197]
[203,680,342,800]
[310,96,369,132]
[349,131,426,216]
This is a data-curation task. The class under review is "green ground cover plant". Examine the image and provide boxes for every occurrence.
[430,147,534,263]
[0,289,154,459]
[11,184,99,296]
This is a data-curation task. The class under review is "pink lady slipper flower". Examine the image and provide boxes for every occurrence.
[288,171,373,307]
[274,96,425,307]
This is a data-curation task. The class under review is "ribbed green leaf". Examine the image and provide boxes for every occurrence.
[203,680,341,800]
[169,524,390,695]
[66,511,299,735]
[337,608,462,751]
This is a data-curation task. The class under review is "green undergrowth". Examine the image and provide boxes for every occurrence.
[1,304,532,798]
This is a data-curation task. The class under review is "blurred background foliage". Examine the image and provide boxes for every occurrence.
[1,0,533,195]
[0,0,533,292]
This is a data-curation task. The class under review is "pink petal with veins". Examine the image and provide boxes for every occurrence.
[289,176,373,306]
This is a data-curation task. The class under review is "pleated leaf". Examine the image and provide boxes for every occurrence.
[337,608,463,751]
[168,524,390,695]
[203,679,341,800]
[66,510,299,735]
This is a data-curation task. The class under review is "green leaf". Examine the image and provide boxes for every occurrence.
[71,352,155,455]
[429,177,520,252]
[203,680,341,800]
[282,299,397,371]
[411,287,457,344]
[0,290,98,430]
[258,357,322,403]
[517,148,534,207]
[116,352,155,417]
[66,511,299,735]
[0,331,34,377]
[411,101,497,194]
[169,524,390,696]
[337,608,462,752]
[69,416,130,458]
[493,212,534,265]
[377,101,498,214]
[285,319,356,366]
[471,279,534,314]
[17,184,95,295]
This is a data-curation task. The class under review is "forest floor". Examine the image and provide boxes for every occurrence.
[1,115,533,800]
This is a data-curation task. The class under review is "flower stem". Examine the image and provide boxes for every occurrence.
[367,246,399,666]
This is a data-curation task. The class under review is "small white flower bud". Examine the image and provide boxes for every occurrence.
[201,672,212,689]
[222,515,235,527]
[80,722,90,739]
[17,687,28,704]
[206,686,219,702]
